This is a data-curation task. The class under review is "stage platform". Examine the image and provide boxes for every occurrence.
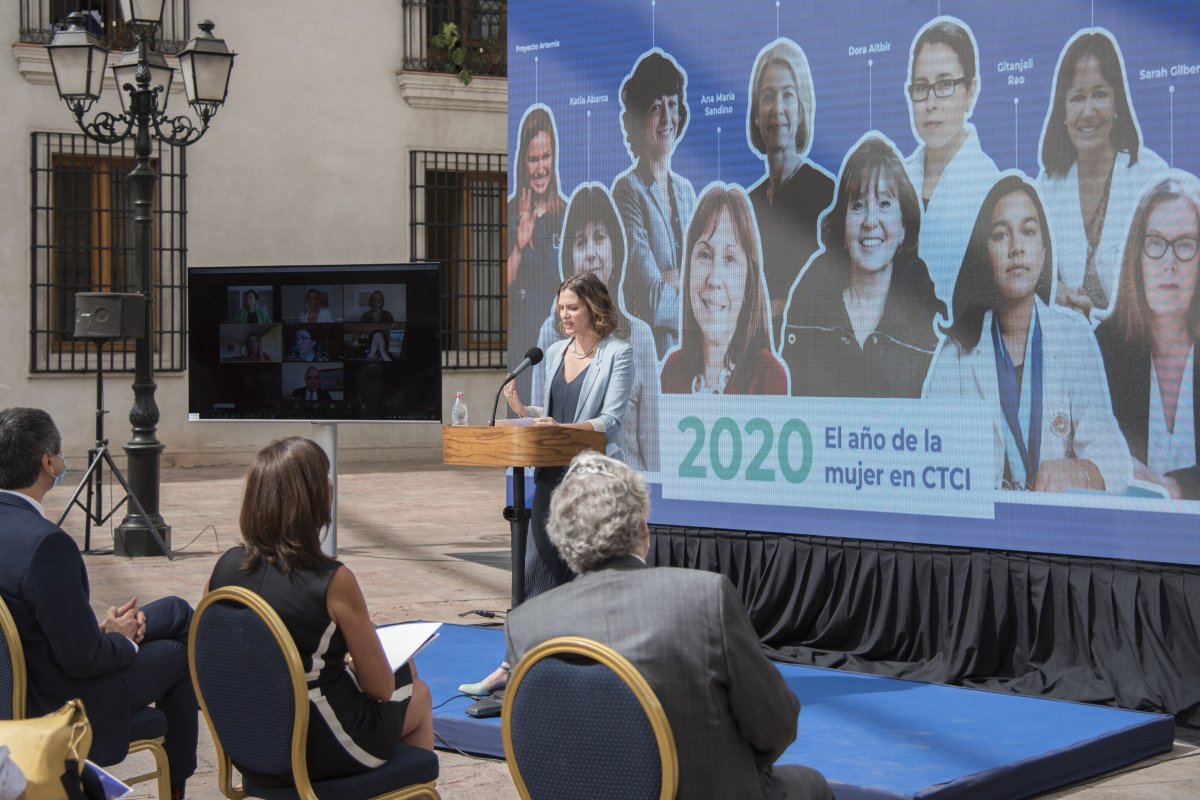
[421,623,1173,799]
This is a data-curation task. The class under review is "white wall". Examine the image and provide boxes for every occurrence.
[0,0,507,466]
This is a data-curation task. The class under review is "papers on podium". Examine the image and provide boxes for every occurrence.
[376,621,442,671]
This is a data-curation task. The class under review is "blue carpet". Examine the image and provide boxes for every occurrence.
[418,624,1173,799]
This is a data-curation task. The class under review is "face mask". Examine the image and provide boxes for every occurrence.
[51,455,67,489]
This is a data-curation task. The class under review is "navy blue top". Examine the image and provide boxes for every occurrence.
[548,359,589,423]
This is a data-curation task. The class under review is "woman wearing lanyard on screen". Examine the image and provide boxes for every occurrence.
[459,271,634,696]
[924,174,1131,492]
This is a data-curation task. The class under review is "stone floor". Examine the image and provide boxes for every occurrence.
[45,461,1200,799]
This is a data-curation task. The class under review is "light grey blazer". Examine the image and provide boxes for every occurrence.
[533,315,661,472]
[527,335,634,459]
[613,162,698,354]
[506,556,804,800]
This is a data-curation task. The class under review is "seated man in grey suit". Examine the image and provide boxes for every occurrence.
[505,451,832,800]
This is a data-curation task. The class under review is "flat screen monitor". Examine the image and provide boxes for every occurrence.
[187,263,441,422]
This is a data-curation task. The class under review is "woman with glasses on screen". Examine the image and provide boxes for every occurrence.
[1096,172,1200,499]
[903,18,999,307]
[1037,29,1167,318]
[924,174,1130,493]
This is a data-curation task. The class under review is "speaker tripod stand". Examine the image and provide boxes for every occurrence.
[56,338,172,559]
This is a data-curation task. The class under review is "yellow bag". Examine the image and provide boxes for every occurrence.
[0,699,92,800]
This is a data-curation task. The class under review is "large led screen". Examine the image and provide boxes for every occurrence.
[507,0,1200,565]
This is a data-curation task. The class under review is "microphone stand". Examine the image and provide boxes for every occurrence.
[489,374,516,426]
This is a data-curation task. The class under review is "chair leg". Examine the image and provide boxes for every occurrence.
[124,738,172,800]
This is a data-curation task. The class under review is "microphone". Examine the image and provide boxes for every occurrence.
[491,347,544,426]
[506,346,544,382]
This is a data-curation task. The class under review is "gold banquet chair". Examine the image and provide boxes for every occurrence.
[502,636,679,800]
[189,586,440,800]
[0,596,171,800]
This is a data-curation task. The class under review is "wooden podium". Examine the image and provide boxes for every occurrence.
[443,424,605,606]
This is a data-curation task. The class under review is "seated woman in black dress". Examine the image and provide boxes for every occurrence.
[207,437,434,781]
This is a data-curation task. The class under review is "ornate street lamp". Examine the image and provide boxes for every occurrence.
[47,7,235,556]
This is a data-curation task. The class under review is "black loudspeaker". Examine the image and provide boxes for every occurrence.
[73,292,146,339]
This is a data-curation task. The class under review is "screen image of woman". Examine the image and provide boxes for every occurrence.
[780,134,943,398]
[242,331,272,361]
[296,287,337,323]
[360,290,395,323]
[660,183,788,395]
[1037,29,1168,319]
[613,49,698,359]
[532,184,661,472]
[508,104,568,401]
[903,17,999,307]
[232,288,272,323]
[1096,171,1200,500]
[924,174,1131,493]
[746,38,835,336]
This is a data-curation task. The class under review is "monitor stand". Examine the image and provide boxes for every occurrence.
[312,421,339,557]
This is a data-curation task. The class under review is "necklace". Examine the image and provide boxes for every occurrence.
[571,337,598,359]
[691,361,736,394]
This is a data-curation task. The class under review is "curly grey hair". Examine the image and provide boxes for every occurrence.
[547,450,649,573]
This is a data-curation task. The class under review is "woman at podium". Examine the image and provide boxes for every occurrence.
[459,271,633,696]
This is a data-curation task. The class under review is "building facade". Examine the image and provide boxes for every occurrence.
[3,0,508,466]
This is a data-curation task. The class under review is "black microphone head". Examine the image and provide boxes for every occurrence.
[526,346,544,366]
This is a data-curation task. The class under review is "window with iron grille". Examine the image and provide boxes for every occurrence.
[410,151,508,368]
[19,0,191,52]
[30,132,187,373]
[402,0,507,78]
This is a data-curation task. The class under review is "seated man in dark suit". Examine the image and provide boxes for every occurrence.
[505,450,832,800]
[291,367,334,402]
[0,408,198,800]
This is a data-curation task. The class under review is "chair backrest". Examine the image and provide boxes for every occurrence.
[0,596,27,720]
[189,586,315,791]
[502,636,678,800]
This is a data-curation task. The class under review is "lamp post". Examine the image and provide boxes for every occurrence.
[47,1,235,556]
